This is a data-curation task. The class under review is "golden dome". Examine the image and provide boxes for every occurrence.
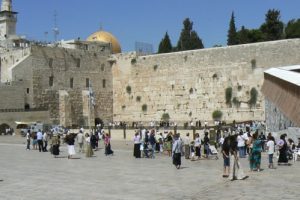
[87,31,121,54]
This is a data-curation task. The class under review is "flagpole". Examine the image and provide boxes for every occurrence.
[88,93,91,133]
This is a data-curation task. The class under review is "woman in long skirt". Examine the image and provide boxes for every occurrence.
[164,132,173,157]
[133,132,141,158]
[278,134,289,165]
[172,134,182,169]
[104,133,114,156]
[250,133,262,171]
[51,134,60,158]
[85,133,94,157]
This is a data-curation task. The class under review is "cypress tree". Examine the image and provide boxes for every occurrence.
[177,18,204,51]
[177,18,193,51]
[190,31,204,49]
[158,32,173,53]
[227,12,238,45]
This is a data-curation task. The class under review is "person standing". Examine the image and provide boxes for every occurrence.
[228,135,249,181]
[194,133,202,160]
[250,132,262,171]
[42,132,49,152]
[36,130,43,152]
[66,133,76,159]
[222,136,230,177]
[277,134,289,165]
[172,134,183,169]
[133,132,141,158]
[164,132,173,157]
[266,136,275,169]
[183,133,190,159]
[104,133,113,156]
[76,130,84,153]
[51,133,60,158]
[85,133,94,157]
[26,130,31,150]
[203,132,210,158]
[149,130,156,158]
[237,131,246,158]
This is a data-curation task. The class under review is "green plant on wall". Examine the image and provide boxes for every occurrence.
[136,96,141,102]
[153,64,158,71]
[237,84,242,91]
[212,110,223,120]
[161,113,170,122]
[142,104,147,112]
[126,85,132,94]
[131,58,137,65]
[232,97,241,108]
[251,59,256,69]
[249,87,258,108]
[225,87,233,105]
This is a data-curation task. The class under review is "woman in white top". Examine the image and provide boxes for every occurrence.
[133,132,141,158]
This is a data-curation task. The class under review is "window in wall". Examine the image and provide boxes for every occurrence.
[86,78,90,88]
[26,88,29,94]
[102,79,106,88]
[49,58,53,67]
[70,78,74,88]
[76,58,81,68]
[49,76,54,87]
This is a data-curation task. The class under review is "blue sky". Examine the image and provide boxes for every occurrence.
[13,0,300,52]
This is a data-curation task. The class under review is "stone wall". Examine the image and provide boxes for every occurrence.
[27,45,113,126]
[112,39,300,125]
[0,47,30,82]
[0,83,24,109]
[265,98,295,132]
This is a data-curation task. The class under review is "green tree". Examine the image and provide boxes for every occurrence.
[260,9,284,41]
[227,12,238,45]
[237,26,249,44]
[285,19,300,39]
[190,30,204,49]
[247,29,264,43]
[176,18,204,51]
[158,32,173,53]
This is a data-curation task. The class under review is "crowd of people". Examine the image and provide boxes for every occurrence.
[24,121,300,180]
[25,128,114,159]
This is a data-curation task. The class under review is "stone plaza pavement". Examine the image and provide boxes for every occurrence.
[1,136,300,200]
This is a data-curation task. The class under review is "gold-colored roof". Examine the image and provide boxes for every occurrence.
[87,31,121,54]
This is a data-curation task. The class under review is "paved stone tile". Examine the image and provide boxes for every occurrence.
[1,136,300,199]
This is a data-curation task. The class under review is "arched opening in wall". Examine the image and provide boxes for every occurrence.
[24,103,30,110]
[0,123,11,135]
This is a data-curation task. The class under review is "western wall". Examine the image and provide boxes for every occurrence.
[112,39,300,125]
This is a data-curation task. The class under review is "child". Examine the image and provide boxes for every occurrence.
[266,136,275,169]
[190,141,195,161]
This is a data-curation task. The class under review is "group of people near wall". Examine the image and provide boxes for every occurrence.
[132,128,217,169]
[25,128,114,158]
